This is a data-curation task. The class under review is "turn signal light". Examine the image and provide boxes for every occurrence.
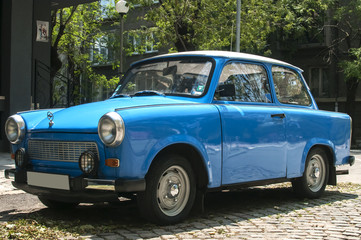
[105,158,120,167]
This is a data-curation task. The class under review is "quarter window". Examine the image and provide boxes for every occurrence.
[272,66,311,106]
[214,62,272,103]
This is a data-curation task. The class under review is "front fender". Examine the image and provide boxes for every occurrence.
[143,134,216,187]
[107,104,222,188]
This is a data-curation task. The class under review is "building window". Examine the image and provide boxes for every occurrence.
[128,34,141,55]
[91,36,114,65]
[100,0,112,18]
[133,0,159,8]
[145,33,157,53]
[309,67,330,98]
[127,30,158,56]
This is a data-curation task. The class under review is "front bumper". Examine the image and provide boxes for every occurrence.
[5,169,145,202]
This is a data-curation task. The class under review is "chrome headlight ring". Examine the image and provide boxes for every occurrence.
[5,114,26,144]
[98,112,125,147]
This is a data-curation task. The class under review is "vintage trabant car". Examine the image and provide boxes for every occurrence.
[5,51,354,224]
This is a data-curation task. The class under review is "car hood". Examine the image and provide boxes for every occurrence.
[24,97,196,133]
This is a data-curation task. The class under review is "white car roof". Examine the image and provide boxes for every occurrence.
[137,50,303,72]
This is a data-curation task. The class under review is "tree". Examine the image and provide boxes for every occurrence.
[340,47,361,143]
[326,0,361,143]
[128,0,280,55]
[272,0,329,54]
[51,2,119,107]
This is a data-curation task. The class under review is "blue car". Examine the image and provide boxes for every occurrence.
[4,51,354,224]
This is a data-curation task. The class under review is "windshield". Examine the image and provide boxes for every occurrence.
[112,58,213,97]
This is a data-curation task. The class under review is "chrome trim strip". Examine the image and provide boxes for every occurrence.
[115,103,201,112]
[84,178,116,191]
[4,169,15,180]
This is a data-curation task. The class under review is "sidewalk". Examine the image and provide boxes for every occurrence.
[0,150,360,196]
[337,149,361,184]
[0,152,23,195]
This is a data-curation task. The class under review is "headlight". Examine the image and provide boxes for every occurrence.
[5,114,25,144]
[98,112,125,147]
[79,151,98,176]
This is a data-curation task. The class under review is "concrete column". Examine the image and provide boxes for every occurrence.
[32,0,51,109]
[9,0,33,114]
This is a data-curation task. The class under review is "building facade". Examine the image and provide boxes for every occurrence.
[0,0,97,151]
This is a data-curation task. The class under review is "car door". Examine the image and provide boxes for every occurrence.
[214,61,287,185]
[271,65,316,178]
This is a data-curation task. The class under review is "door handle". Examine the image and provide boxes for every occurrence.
[271,113,286,119]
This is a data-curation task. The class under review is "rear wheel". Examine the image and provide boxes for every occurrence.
[137,154,196,225]
[38,196,79,209]
[292,148,329,198]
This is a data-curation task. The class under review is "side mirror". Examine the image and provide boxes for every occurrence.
[216,84,235,97]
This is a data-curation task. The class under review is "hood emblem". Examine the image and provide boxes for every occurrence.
[47,111,54,127]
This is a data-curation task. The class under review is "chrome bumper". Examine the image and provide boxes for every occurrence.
[349,155,355,166]
[4,168,15,180]
[4,168,145,193]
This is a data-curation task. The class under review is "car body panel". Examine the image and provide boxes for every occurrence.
[215,103,287,184]
[114,103,222,187]
[282,107,352,178]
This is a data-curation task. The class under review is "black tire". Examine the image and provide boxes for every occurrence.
[292,148,329,198]
[137,154,196,225]
[38,196,79,209]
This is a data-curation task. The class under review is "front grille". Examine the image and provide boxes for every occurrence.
[28,140,99,162]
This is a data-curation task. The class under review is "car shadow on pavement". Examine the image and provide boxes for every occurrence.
[0,184,359,235]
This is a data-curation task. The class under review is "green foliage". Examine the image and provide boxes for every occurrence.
[273,0,330,53]
[340,48,361,81]
[127,0,281,55]
[51,2,119,106]
[329,0,361,89]
[330,0,361,50]
[125,0,334,56]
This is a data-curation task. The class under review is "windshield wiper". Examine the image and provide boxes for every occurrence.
[133,90,165,97]
[110,94,131,99]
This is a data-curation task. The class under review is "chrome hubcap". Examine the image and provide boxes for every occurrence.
[157,165,190,217]
[306,154,325,192]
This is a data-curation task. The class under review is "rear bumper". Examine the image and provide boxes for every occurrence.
[4,168,145,202]
[348,155,355,166]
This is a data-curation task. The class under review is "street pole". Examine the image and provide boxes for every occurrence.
[119,13,124,75]
[235,0,241,52]
[115,0,129,77]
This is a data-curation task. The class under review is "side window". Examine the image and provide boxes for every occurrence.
[272,66,311,106]
[214,62,272,103]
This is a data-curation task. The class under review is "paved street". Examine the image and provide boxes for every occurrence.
[0,151,361,239]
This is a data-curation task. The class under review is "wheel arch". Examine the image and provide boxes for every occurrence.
[304,144,336,185]
[147,143,209,189]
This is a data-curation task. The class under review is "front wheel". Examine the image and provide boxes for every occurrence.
[292,148,329,198]
[137,154,196,225]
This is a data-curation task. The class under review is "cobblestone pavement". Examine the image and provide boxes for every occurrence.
[69,184,361,240]
[16,184,360,240]
[1,152,361,239]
